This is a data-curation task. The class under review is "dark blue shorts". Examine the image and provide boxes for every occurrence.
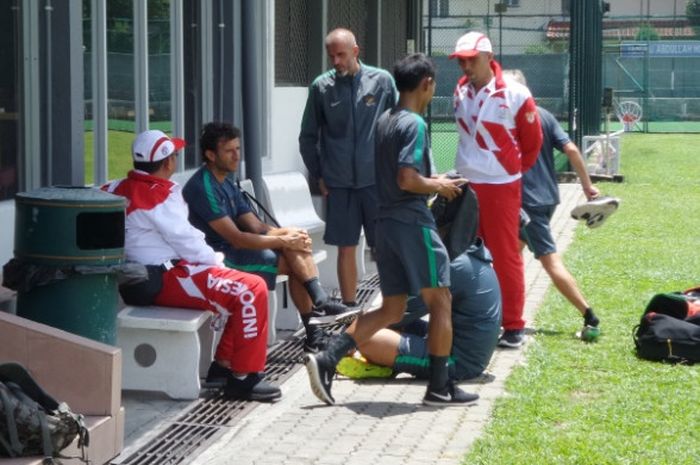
[375,218,450,297]
[520,205,557,259]
[324,186,378,247]
[219,244,280,290]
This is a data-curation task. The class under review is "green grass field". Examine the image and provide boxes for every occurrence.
[429,120,572,173]
[428,119,700,174]
[83,120,171,184]
[463,133,700,465]
[83,118,699,184]
[84,130,135,184]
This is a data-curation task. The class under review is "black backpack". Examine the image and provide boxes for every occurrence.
[0,362,89,463]
[633,286,700,364]
[431,182,479,260]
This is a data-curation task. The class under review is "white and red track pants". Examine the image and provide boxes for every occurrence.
[153,262,269,373]
[470,180,525,330]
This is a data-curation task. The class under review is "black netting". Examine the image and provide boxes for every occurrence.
[381,0,408,70]
[425,1,700,173]
[328,0,369,61]
[275,0,311,86]
[601,17,700,133]
[425,0,572,172]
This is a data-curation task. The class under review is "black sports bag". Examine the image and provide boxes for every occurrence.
[633,286,700,364]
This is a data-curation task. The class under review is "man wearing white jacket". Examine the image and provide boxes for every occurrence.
[451,32,543,348]
[103,129,280,402]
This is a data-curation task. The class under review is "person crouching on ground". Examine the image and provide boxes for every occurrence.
[337,239,501,381]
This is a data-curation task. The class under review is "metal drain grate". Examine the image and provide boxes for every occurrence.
[116,273,381,465]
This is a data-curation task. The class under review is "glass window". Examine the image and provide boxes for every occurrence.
[148,0,172,134]
[84,0,176,184]
[0,0,21,200]
[83,0,137,184]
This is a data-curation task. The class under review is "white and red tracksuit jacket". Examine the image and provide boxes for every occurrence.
[454,60,542,184]
[103,170,269,372]
[103,170,222,266]
[453,60,542,331]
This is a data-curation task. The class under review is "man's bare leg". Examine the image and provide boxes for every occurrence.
[338,246,358,304]
[539,252,589,315]
[422,287,453,356]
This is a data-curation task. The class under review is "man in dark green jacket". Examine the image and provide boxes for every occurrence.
[299,28,397,307]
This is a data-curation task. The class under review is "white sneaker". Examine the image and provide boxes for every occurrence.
[570,196,620,229]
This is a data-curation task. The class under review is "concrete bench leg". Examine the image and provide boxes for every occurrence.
[268,289,278,345]
[118,307,214,400]
[275,283,302,331]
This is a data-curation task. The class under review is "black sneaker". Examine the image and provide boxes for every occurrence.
[423,382,479,407]
[308,300,361,327]
[584,308,599,328]
[304,324,332,353]
[304,352,336,405]
[205,361,232,387]
[498,329,525,348]
[224,373,282,402]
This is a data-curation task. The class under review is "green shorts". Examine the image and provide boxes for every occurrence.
[375,218,450,296]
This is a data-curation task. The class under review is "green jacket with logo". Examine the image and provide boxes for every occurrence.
[299,63,397,189]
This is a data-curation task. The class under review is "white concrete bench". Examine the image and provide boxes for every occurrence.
[0,283,16,314]
[117,306,216,400]
[261,171,367,295]
[259,172,326,234]
[115,176,329,399]
[260,172,331,329]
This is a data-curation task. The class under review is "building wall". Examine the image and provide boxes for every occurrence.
[433,0,563,16]
[0,0,419,265]
[267,87,310,174]
[608,0,686,17]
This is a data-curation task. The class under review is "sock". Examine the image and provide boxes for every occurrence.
[304,277,329,307]
[393,355,430,379]
[584,308,599,327]
[325,332,357,367]
[394,355,455,379]
[343,301,358,307]
[301,314,312,331]
[428,354,450,392]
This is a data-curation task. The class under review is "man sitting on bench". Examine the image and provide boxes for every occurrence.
[183,122,360,353]
[103,129,281,402]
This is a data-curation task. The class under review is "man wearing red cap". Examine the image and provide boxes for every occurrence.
[103,129,281,402]
[450,32,543,348]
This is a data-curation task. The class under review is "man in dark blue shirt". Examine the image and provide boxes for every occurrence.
[506,67,602,334]
[183,122,360,352]
[338,240,501,381]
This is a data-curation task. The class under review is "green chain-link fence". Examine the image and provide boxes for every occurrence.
[424,1,700,174]
[424,0,571,173]
[602,19,700,133]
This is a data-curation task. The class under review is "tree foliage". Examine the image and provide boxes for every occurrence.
[635,22,659,41]
[687,0,700,27]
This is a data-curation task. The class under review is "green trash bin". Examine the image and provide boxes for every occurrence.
[13,186,125,345]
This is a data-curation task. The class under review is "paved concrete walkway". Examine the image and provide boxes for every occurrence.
[191,184,585,465]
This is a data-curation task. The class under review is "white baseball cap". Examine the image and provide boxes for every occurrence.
[449,32,493,59]
[132,129,186,162]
